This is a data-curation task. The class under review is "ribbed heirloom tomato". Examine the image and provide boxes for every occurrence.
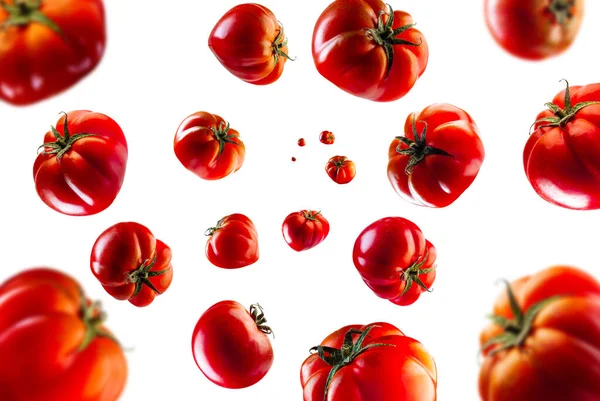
[0,268,127,401]
[319,131,335,145]
[282,210,330,252]
[205,213,259,269]
[0,0,106,105]
[479,266,600,401]
[326,156,356,184]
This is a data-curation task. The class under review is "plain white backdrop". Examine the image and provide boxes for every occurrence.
[1,0,600,399]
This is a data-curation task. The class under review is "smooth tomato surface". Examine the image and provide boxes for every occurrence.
[326,156,356,184]
[205,213,259,269]
[282,210,330,252]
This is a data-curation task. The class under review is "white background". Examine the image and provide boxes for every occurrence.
[1,0,600,400]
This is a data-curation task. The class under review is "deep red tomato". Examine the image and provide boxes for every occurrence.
[282,210,330,252]
[319,131,335,145]
[90,222,173,308]
[298,138,306,147]
[33,111,128,216]
[0,268,127,401]
[208,4,293,85]
[192,301,274,389]
[353,217,436,306]
[205,213,259,269]
[312,0,428,102]
[301,322,437,401]
[0,0,105,106]
[387,104,485,208]
[326,156,356,184]
[174,111,245,181]
[524,81,600,210]
[485,0,583,60]
[479,265,600,401]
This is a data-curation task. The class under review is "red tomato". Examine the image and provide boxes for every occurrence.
[298,138,306,147]
[312,0,428,102]
[282,210,330,252]
[353,217,436,306]
[292,157,297,162]
[0,0,105,106]
[326,156,356,184]
[524,81,600,210]
[205,214,259,269]
[208,4,293,85]
[387,104,485,208]
[0,268,127,401]
[33,111,128,216]
[319,131,335,145]
[192,301,274,389]
[485,0,583,60]
[301,322,437,401]
[479,266,600,401]
[90,222,173,308]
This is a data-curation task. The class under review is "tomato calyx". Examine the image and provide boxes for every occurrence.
[125,251,170,298]
[332,156,349,170]
[78,297,120,351]
[210,121,240,157]
[204,218,225,236]
[400,249,435,295]
[38,112,97,162]
[0,0,60,33]
[249,303,274,337]
[302,210,322,222]
[272,23,295,66]
[548,0,575,25]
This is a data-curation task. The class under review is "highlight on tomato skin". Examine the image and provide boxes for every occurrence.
[325,155,356,184]
[282,210,330,252]
[298,138,306,147]
[205,213,260,269]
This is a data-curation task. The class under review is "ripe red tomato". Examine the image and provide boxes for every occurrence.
[292,157,297,162]
[298,138,306,147]
[387,104,485,208]
[282,210,330,252]
[301,322,437,401]
[205,214,259,269]
[90,222,173,308]
[312,0,428,102]
[479,265,600,401]
[319,131,335,145]
[326,156,356,184]
[485,0,583,60]
[208,4,293,85]
[192,301,274,389]
[353,217,436,306]
[33,111,128,216]
[0,0,106,106]
[0,268,127,401]
[524,81,600,210]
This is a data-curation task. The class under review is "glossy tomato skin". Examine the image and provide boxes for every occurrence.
[0,268,127,401]
[388,104,485,208]
[301,322,437,401]
[192,301,274,389]
[312,0,428,102]
[282,210,330,252]
[353,217,436,306]
[91,222,173,308]
[205,214,259,269]
[33,111,128,216]
[479,266,600,401]
[174,111,245,181]
[0,0,106,105]
[319,131,335,145]
[485,0,583,60]
[326,156,356,184]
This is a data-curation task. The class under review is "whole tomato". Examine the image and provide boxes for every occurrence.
[387,104,485,208]
[326,156,356,184]
[282,210,330,252]
[485,0,583,60]
[33,111,128,216]
[312,0,428,102]
[0,268,127,401]
[479,265,600,401]
[174,111,245,181]
[319,131,335,145]
[192,301,274,389]
[205,213,259,269]
[208,4,293,85]
[0,0,106,106]
[353,217,436,306]
[90,222,173,308]
[523,81,600,210]
[301,322,437,401]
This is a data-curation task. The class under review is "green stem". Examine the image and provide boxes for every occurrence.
[37,112,97,162]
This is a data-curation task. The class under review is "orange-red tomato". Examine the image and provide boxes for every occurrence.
[326,156,356,184]
[319,131,335,145]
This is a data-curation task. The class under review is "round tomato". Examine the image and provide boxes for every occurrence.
[319,131,335,145]
[208,4,293,85]
[282,210,330,252]
[387,104,485,208]
[0,0,105,106]
[205,213,259,269]
[33,111,128,216]
[352,217,436,306]
[298,138,306,147]
[523,81,600,210]
[90,222,173,308]
[326,156,356,184]
[479,265,600,401]
[485,0,583,60]
[174,111,245,181]
[312,0,428,102]
[301,322,437,401]
[0,268,127,401]
[192,301,274,389]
